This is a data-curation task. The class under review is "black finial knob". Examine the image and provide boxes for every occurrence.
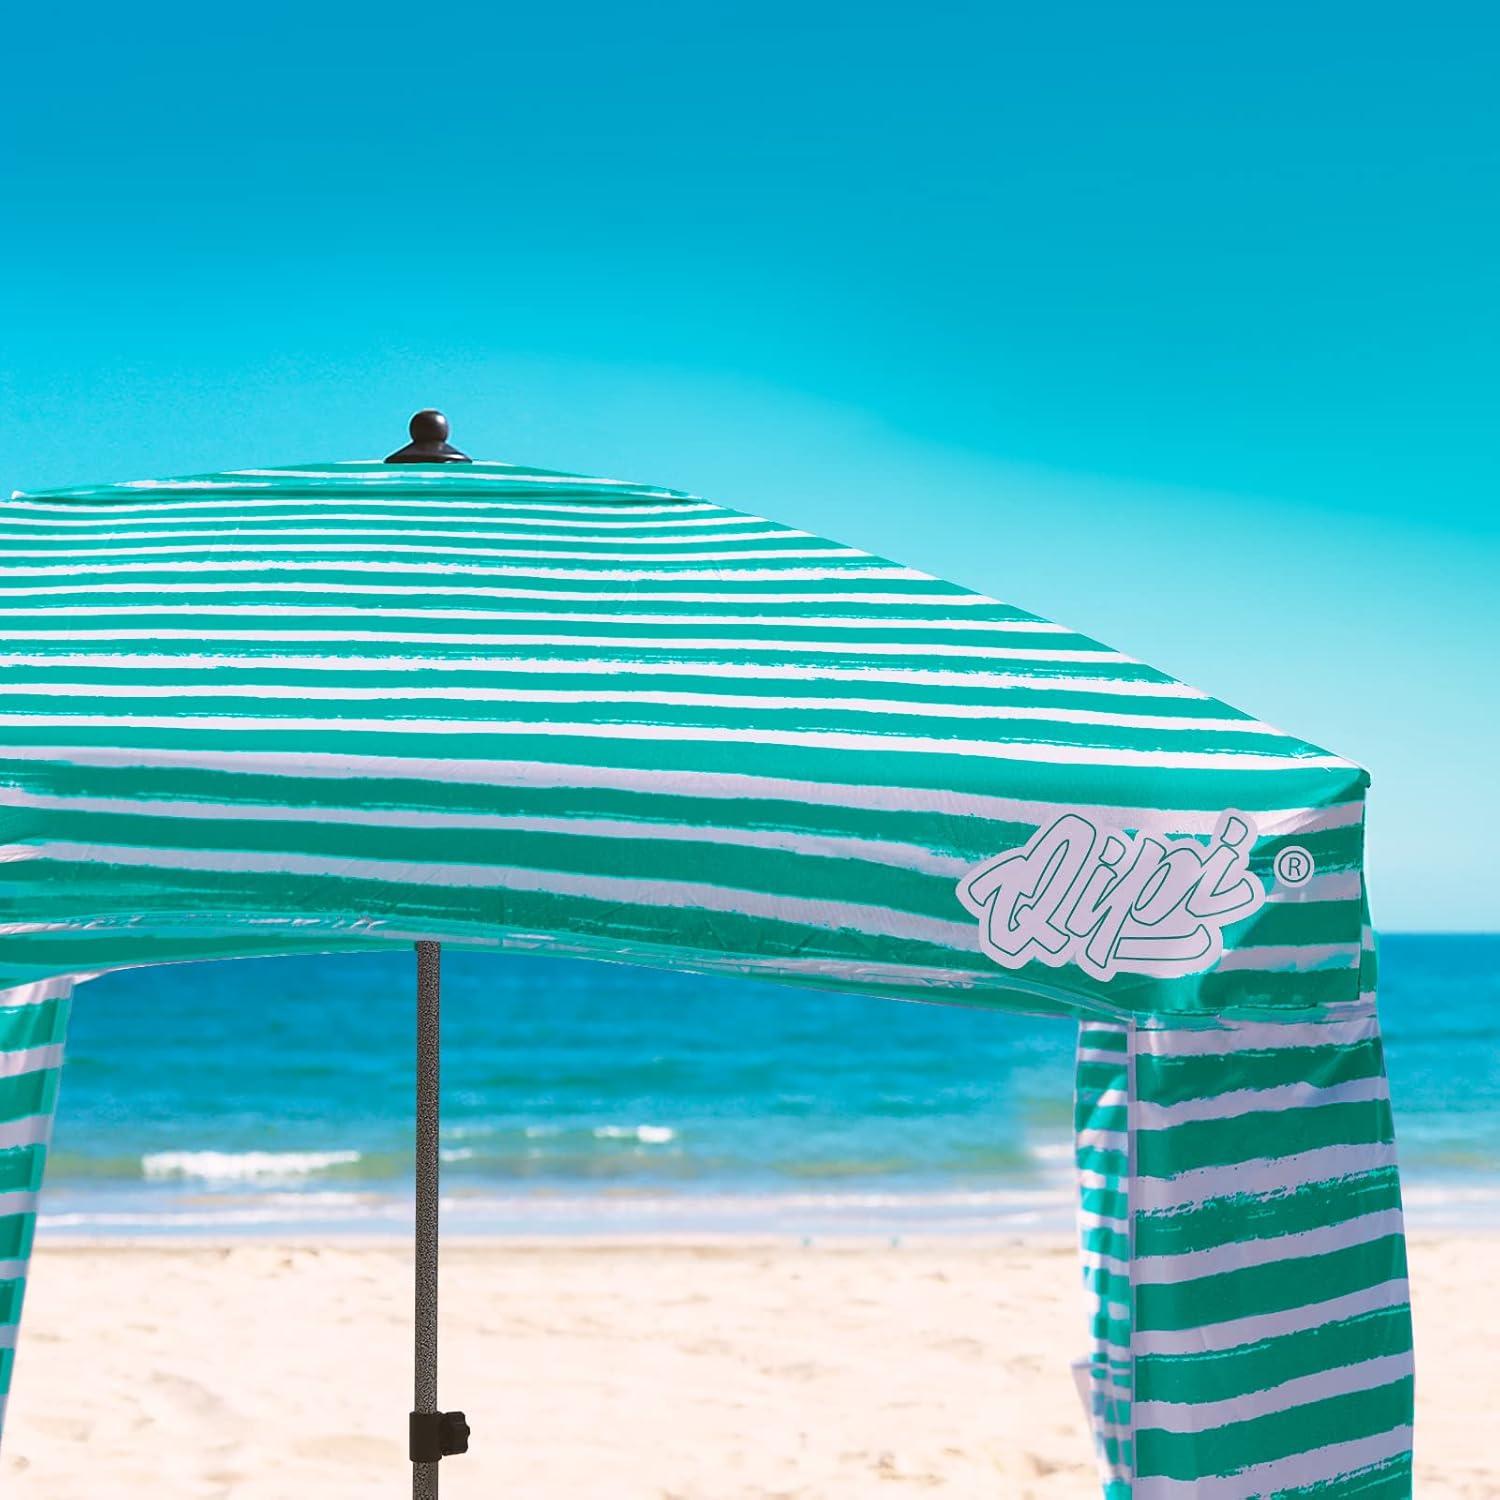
[410,410,449,444]
[384,409,472,464]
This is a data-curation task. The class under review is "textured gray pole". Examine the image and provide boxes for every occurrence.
[414,941,441,1500]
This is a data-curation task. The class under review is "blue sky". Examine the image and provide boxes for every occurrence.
[2,2,1495,928]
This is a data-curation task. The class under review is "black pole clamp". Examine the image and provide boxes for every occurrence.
[410,1410,471,1463]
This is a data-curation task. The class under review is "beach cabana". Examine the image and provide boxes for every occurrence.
[0,416,1413,1495]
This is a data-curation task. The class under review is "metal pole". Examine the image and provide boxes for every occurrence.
[414,940,441,1500]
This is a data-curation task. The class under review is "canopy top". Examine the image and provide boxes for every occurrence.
[0,456,1368,1019]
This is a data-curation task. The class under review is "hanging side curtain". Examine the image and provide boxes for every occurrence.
[0,976,71,1437]
[1077,1019,1134,1498]
[1074,963,1413,1493]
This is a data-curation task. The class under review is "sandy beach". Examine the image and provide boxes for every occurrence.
[1,1234,1493,1498]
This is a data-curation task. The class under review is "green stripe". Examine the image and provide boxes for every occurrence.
[0,1069,59,1127]
[1136,1377,1413,1481]
[1135,1168,1404,1257]
[1136,1100,1394,1177]
[0,1147,47,1197]
[0,1218,34,1267]
[1135,1234,1407,1332]
[0,998,70,1052]
[1136,1037,1385,1107]
[1136,1305,1412,1404]
[1272,1451,1412,1498]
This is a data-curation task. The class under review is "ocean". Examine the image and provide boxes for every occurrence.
[40,934,1499,1237]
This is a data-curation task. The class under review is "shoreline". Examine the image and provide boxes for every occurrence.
[33,1220,1500,1250]
[34,1228,1089,1253]
[33,1174,1500,1241]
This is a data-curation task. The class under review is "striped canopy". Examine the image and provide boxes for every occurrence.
[0,458,1412,1493]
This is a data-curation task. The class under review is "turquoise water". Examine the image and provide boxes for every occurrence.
[40,935,1499,1236]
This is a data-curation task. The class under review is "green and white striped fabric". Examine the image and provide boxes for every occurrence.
[0,977,68,1436]
[1077,1021,1135,1498]
[0,458,1412,1490]
[1076,985,1411,1496]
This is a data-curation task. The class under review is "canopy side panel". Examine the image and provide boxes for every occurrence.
[0,975,70,1444]
[1128,1001,1413,1496]
[1076,1021,1134,1498]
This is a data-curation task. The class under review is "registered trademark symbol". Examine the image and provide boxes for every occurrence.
[1274,846,1316,888]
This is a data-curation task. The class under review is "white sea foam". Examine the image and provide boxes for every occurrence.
[593,1125,677,1145]
[1399,1182,1500,1228]
[39,1196,403,1231]
[141,1150,361,1183]
[1029,1141,1074,1166]
[40,1185,1071,1237]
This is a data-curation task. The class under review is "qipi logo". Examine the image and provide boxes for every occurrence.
[956,812,1267,983]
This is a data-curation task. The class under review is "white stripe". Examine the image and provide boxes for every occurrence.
[1248,801,1367,837]
[616,951,998,993]
[0,714,1350,769]
[0,525,811,546]
[0,1117,54,1149]
[1135,1143,1400,1211]
[0,1044,64,1078]
[0,627,1112,660]
[0,510,760,531]
[1135,1424,1412,1497]
[0,790,972,878]
[0,542,869,564]
[0,559,924,581]
[1,589,1017,609]
[1133,1207,1407,1282]
[0,609,1078,635]
[0,977,74,1008]
[9,494,707,515]
[1133,1275,1411,1357]
[1135,1015,1377,1056]
[21,841,984,950]
[1213,942,1361,972]
[0,1260,25,1281]
[1136,1075,1389,1129]
[1134,1352,1412,1435]
[0,1191,38,1215]
[0,652,1190,695]
[0,744,1355,832]
[1077,1130,1129,1154]
[1088,1088,1130,1110]
[0,683,1278,735]
[1266,870,1363,903]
